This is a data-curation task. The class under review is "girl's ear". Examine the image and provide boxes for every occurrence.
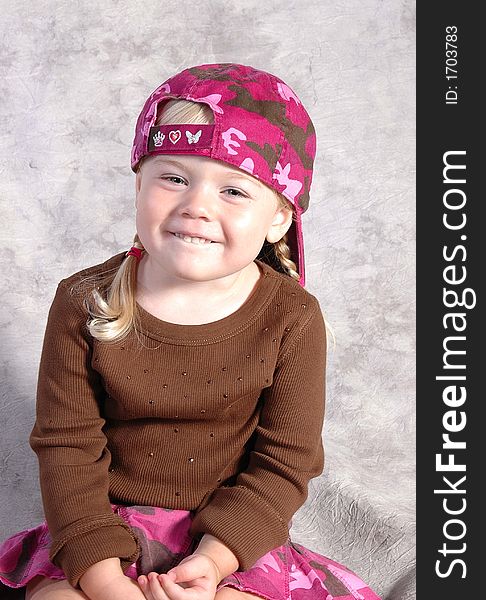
[266,206,293,244]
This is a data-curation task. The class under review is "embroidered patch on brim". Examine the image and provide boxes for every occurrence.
[148,125,215,153]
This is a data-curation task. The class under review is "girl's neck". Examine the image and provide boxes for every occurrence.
[135,259,262,325]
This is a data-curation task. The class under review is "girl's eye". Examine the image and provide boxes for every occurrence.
[224,188,246,198]
[160,177,247,198]
[162,176,186,185]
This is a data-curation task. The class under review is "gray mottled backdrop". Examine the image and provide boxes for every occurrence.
[0,2,415,599]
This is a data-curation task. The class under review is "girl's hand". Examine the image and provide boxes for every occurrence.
[138,553,220,600]
[89,573,147,600]
[79,557,146,600]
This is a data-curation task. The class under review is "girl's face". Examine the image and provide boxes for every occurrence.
[135,154,293,283]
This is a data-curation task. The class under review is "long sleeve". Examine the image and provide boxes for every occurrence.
[189,300,327,570]
[29,281,140,588]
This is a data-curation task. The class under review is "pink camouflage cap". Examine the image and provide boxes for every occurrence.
[130,63,316,287]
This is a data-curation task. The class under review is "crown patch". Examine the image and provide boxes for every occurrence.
[152,131,166,147]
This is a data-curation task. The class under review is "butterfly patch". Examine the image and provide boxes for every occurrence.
[186,130,202,144]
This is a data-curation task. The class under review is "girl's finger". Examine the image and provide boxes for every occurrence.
[159,573,196,600]
[138,575,155,600]
[146,571,172,600]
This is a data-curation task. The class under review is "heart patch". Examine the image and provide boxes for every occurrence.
[169,130,181,144]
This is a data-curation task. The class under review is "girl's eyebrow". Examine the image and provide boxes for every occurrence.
[151,157,188,170]
[151,157,262,188]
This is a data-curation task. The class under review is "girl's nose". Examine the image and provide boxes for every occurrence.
[178,183,215,219]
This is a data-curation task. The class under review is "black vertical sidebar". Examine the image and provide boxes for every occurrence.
[417,4,481,598]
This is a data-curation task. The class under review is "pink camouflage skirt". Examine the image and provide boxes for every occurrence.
[0,505,381,599]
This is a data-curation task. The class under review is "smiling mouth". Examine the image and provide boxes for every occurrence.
[170,232,216,245]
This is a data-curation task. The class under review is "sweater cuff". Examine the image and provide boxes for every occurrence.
[189,486,290,570]
[50,523,140,588]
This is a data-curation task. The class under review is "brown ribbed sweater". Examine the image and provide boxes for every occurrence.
[29,252,327,588]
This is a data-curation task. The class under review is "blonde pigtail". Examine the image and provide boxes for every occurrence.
[85,235,144,343]
[273,235,300,283]
[271,233,336,352]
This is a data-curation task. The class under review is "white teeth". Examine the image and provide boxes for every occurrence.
[173,232,212,245]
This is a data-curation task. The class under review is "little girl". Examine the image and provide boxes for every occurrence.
[0,63,381,600]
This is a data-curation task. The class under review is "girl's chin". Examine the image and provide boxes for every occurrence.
[147,252,222,273]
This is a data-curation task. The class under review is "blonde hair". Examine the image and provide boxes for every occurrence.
[82,99,335,348]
